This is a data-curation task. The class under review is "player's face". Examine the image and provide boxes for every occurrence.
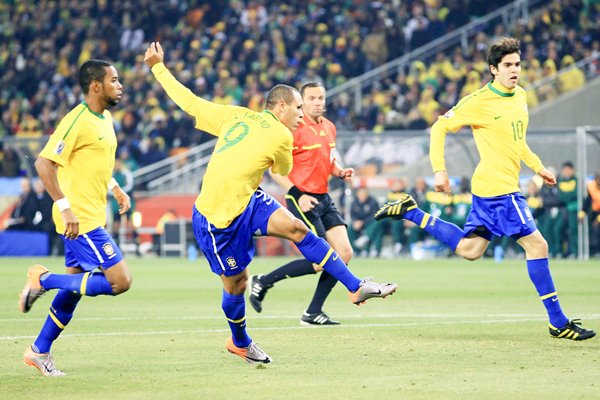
[491,53,521,90]
[302,86,326,120]
[280,91,304,131]
[101,66,123,107]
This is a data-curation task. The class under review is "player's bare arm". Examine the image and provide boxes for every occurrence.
[34,156,79,239]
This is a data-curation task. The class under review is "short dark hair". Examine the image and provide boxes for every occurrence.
[487,37,521,79]
[562,161,574,169]
[300,81,324,97]
[79,59,112,94]
[265,84,298,109]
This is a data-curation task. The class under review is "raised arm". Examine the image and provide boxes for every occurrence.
[144,42,201,117]
[144,42,229,135]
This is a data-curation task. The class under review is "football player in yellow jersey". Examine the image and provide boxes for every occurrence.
[144,42,397,364]
[19,59,133,376]
[376,38,595,341]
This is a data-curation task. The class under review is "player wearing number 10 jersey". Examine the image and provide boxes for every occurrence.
[376,37,595,340]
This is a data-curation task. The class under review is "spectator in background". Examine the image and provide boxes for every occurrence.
[580,173,600,256]
[0,145,22,177]
[557,161,578,258]
[537,59,559,102]
[4,177,37,231]
[538,167,563,258]
[526,178,544,222]
[382,178,410,256]
[407,177,430,250]
[348,187,384,257]
[448,177,472,228]
[109,159,139,255]
[558,55,585,93]
[31,179,59,255]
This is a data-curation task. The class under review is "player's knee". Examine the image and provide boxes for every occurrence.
[538,237,549,254]
[290,218,309,241]
[111,276,132,295]
[527,236,549,258]
[462,247,484,261]
[238,277,249,293]
[463,253,480,261]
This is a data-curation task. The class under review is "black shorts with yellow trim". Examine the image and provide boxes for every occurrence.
[285,190,346,238]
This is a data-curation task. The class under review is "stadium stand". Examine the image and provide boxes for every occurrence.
[5,0,596,165]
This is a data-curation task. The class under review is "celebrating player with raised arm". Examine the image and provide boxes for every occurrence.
[376,37,595,341]
[144,42,397,364]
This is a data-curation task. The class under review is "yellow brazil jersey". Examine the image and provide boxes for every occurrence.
[151,63,293,228]
[39,102,117,234]
[430,80,544,197]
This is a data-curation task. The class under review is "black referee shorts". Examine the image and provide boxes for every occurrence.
[285,190,346,238]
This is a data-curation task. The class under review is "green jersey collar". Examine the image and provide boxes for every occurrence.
[262,109,280,122]
[487,80,515,97]
[82,101,106,119]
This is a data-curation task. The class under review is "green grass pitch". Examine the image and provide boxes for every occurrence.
[1,256,599,399]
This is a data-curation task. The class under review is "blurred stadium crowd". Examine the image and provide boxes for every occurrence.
[1,0,599,171]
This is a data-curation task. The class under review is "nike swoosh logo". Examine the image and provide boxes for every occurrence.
[493,115,502,120]
[98,136,105,140]
[332,254,339,261]
[552,297,558,302]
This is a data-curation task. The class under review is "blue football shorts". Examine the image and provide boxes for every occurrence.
[192,189,283,276]
[63,227,124,271]
[463,192,537,241]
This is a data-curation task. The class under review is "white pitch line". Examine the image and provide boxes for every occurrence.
[2,315,599,341]
[4,313,600,323]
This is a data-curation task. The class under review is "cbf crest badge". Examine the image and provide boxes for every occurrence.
[226,257,238,269]
[103,243,116,258]
[55,140,65,155]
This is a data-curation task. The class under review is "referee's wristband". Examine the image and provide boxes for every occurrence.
[108,177,118,190]
[55,197,71,212]
[287,186,304,199]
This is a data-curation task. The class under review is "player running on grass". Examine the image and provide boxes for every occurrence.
[144,42,397,364]
[375,37,595,341]
[19,59,133,376]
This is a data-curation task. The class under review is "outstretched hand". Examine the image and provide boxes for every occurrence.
[144,42,164,69]
[538,167,556,186]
